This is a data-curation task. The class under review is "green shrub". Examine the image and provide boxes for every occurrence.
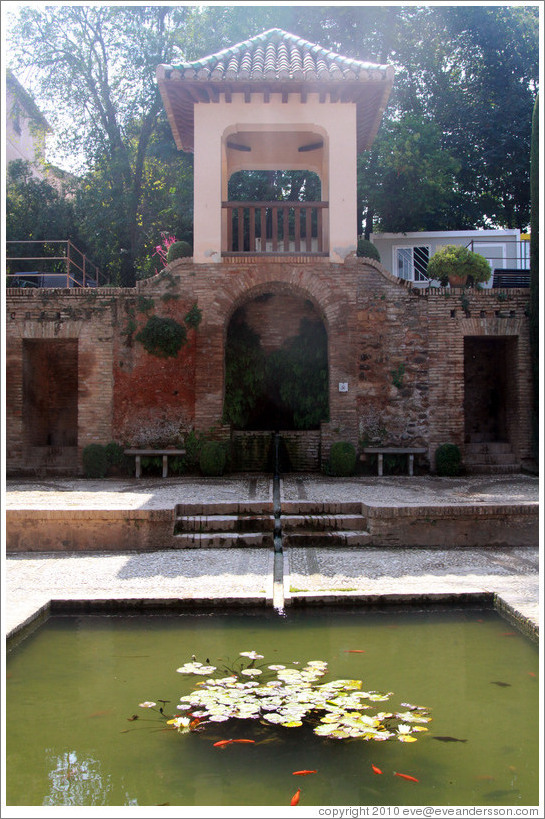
[199,441,227,476]
[184,303,202,329]
[167,240,192,262]
[435,443,462,476]
[135,315,187,358]
[427,245,491,287]
[82,444,108,478]
[104,441,125,466]
[357,238,381,262]
[329,441,357,477]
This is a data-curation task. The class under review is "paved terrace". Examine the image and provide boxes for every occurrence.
[4,474,541,641]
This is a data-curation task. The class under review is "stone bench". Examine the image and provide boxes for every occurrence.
[124,449,186,479]
[362,447,427,477]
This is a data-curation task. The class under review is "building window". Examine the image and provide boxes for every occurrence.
[394,246,430,281]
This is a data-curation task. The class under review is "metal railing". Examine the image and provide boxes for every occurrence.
[465,238,530,271]
[222,201,329,255]
[6,240,107,288]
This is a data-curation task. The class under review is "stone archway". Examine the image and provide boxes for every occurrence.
[224,289,329,431]
[222,285,329,471]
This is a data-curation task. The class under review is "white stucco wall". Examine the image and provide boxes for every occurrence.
[193,93,357,263]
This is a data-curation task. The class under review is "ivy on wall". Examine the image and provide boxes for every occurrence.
[223,314,329,430]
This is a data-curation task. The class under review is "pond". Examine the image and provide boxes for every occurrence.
[5,606,539,808]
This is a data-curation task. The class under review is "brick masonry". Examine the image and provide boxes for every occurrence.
[5,257,534,474]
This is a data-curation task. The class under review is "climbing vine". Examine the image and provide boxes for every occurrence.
[223,315,328,429]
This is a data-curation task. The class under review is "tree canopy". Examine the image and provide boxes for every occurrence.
[5,4,540,284]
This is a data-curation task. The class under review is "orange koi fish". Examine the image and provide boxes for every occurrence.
[293,770,317,776]
[372,765,383,775]
[394,772,419,783]
[290,788,301,805]
[345,649,365,653]
[232,739,255,744]
[528,671,536,677]
[213,739,233,747]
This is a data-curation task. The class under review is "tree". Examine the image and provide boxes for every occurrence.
[529,92,539,462]
[6,4,539,270]
[8,5,196,285]
[359,114,460,234]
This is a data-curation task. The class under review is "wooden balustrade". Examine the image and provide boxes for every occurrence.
[222,201,328,255]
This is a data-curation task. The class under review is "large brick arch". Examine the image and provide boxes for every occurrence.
[193,263,358,435]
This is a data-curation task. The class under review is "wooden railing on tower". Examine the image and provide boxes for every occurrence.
[222,201,329,255]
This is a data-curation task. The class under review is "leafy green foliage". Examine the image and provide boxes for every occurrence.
[435,443,462,477]
[141,652,431,743]
[223,315,329,430]
[167,240,192,261]
[329,442,357,477]
[529,93,539,461]
[199,441,227,477]
[223,320,266,429]
[427,246,491,287]
[390,362,405,389]
[266,319,329,430]
[357,238,381,261]
[135,315,187,358]
[82,444,108,479]
[184,303,202,330]
[6,161,84,276]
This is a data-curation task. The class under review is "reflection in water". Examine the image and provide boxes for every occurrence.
[44,749,132,806]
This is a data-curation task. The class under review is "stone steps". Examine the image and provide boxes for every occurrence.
[283,530,372,547]
[172,499,370,548]
[464,439,520,474]
[173,531,274,548]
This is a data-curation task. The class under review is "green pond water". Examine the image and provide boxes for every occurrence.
[5,607,540,808]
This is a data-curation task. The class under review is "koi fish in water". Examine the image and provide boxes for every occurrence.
[232,739,255,744]
[372,765,383,775]
[293,770,316,776]
[345,649,365,653]
[213,739,233,748]
[394,772,419,783]
[290,788,301,805]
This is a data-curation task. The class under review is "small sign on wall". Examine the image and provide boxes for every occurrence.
[338,382,348,392]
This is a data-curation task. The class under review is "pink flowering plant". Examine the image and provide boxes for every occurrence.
[153,232,177,273]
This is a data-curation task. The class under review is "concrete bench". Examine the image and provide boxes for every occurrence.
[362,447,427,477]
[124,449,186,478]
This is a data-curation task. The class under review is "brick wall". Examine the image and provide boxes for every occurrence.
[5,260,534,475]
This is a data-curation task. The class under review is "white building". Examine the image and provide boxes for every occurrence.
[370,229,530,288]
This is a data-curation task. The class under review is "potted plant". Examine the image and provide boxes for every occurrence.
[427,244,491,287]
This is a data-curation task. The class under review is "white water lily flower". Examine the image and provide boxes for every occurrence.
[138,701,156,708]
[167,716,191,733]
[240,651,264,660]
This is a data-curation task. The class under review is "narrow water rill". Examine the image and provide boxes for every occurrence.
[272,432,285,613]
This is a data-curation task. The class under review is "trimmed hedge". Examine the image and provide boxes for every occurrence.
[357,238,381,262]
[435,443,462,476]
[167,240,192,262]
[329,441,357,477]
[82,444,108,478]
[199,441,227,476]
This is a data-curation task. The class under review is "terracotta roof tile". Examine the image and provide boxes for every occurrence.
[162,28,391,83]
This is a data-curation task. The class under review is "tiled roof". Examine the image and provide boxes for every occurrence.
[163,28,392,83]
[157,29,394,153]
